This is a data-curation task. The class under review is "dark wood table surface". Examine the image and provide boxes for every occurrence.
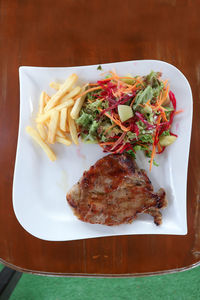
[0,0,200,277]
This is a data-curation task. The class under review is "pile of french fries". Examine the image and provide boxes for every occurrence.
[26,73,87,161]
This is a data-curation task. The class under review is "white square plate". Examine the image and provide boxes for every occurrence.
[13,60,193,241]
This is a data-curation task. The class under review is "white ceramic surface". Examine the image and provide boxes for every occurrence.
[13,60,193,241]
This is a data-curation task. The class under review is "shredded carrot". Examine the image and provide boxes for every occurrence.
[162,79,168,86]
[157,142,162,153]
[136,77,144,87]
[112,90,122,98]
[105,71,139,88]
[98,107,130,132]
[136,142,150,150]
[88,83,100,86]
[99,142,115,146]
[174,109,183,115]
[154,85,170,109]
[146,99,151,106]
[160,108,168,122]
[130,96,136,107]
[157,114,162,126]
[109,70,118,78]
[74,86,102,100]
[104,112,130,132]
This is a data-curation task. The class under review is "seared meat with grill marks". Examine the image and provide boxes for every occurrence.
[66,153,167,226]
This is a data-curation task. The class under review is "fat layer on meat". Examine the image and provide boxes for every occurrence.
[66,153,167,226]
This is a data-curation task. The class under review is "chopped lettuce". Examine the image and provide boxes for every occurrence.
[127,149,136,158]
[160,130,170,136]
[163,106,174,112]
[138,134,153,144]
[89,120,98,136]
[97,65,102,71]
[148,159,159,167]
[146,71,161,88]
[76,112,93,128]
[133,85,153,109]
[87,99,102,111]
[145,70,164,98]
[127,131,137,140]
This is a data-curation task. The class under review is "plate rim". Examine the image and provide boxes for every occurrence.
[13,59,193,241]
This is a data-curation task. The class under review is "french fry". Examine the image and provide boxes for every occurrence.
[68,108,79,145]
[60,108,68,131]
[44,73,78,111]
[53,99,74,111]
[56,136,72,146]
[60,86,81,104]
[70,85,88,120]
[26,126,56,161]
[26,73,87,161]
[36,99,74,123]
[36,123,47,140]
[56,128,66,138]
[49,82,61,90]
[44,92,50,104]
[38,91,46,114]
[48,110,59,144]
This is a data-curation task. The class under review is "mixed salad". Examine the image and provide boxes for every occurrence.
[76,70,182,170]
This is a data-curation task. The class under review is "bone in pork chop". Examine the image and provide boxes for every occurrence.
[66,153,167,226]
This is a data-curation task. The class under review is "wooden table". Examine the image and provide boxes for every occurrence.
[0,0,200,277]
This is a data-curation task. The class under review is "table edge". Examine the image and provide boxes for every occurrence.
[0,258,199,278]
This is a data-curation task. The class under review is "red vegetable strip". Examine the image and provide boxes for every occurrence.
[135,112,155,130]
[170,132,178,137]
[116,143,127,153]
[150,115,161,171]
[169,91,177,110]
[149,144,156,172]
[110,132,126,151]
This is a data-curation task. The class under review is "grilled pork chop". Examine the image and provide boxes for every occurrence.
[66,154,167,226]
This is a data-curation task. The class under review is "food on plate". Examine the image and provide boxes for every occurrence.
[36,123,47,140]
[26,69,181,167]
[68,108,79,145]
[118,105,133,122]
[49,82,61,90]
[26,126,56,161]
[70,84,88,120]
[47,110,59,144]
[159,135,177,147]
[44,73,78,111]
[26,74,83,161]
[66,153,167,226]
[76,70,181,170]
